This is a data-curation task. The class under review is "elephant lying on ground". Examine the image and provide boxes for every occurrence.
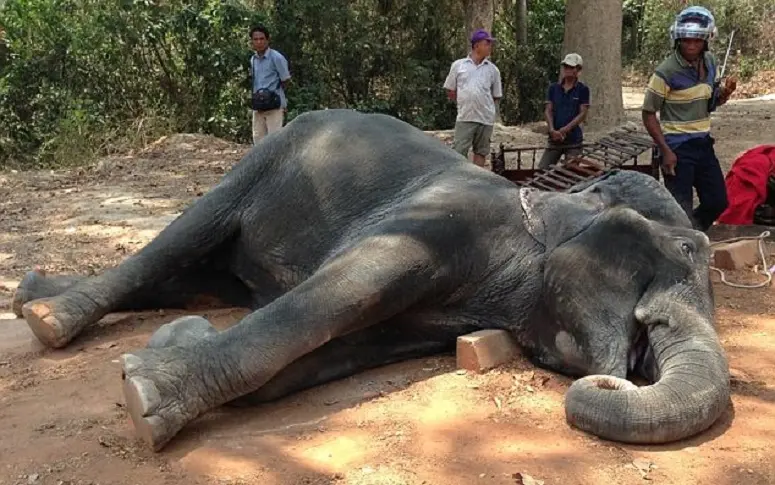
[12,109,730,452]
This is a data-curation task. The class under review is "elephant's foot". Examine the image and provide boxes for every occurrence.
[143,316,255,410]
[13,268,85,318]
[21,297,85,349]
[12,268,48,317]
[146,315,219,349]
[121,347,207,452]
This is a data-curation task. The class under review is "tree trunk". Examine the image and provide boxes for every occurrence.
[562,0,624,130]
[515,0,527,45]
[461,0,494,56]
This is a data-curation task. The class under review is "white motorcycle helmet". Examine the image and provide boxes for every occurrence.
[669,6,718,49]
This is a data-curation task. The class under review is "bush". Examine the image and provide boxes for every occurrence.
[0,0,268,168]
[0,0,771,169]
[624,0,775,75]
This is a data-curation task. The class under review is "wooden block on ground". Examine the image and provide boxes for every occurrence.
[712,240,760,270]
[456,329,519,373]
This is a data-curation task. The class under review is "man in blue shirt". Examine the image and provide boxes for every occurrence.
[249,25,291,145]
[538,53,590,170]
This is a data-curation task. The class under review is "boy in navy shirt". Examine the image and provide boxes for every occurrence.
[538,53,590,169]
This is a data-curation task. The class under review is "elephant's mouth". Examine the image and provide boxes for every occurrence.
[627,327,656,383]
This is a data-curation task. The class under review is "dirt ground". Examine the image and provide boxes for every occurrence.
[1,91,775,485]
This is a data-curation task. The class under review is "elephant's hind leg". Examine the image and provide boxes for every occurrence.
[12,269,84,317]
[141,316,453,407]
[13,265,252,319]
[21,188,245,349]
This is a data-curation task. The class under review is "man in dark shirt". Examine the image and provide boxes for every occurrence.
[538,53,590,170]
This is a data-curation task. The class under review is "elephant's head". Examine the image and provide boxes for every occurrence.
[520,170,730,444]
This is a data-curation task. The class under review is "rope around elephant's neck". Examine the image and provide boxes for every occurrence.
[709,230,772,289]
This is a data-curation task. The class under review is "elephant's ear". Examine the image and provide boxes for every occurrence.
[519,188,548,245]
[566,170,620,194]
[573,170,694,229]
[519,187,609,249]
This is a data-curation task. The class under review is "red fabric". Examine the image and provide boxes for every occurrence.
[716,145,775,225]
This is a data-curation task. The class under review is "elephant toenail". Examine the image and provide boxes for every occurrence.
[121,353,143,373]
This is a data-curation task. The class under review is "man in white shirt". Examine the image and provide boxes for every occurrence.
[443,29,503,167]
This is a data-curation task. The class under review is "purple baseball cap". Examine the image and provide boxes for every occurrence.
[471,29,495,44]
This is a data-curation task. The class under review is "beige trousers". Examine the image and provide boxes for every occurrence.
[252,108,284,145]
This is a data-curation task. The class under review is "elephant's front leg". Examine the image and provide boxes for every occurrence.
[141,315,456,407]
[119,237,452,451]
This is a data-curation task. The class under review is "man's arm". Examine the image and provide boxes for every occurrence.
[716,76,737,107]
[544,85,563,141]
[641,110,670,152]
[642,109,678,176]
[559,105,589,138]
[709,51,733,108]
[544,101,555,132]
[641,73,671,152]
[443,61,458,101]
[558,85,589,138]
[275,53,292,90]
[641,72,678,175]
[246,55,254,91]
[492,68,503,103]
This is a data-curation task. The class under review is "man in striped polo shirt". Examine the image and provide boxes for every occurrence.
[642,6,737,232]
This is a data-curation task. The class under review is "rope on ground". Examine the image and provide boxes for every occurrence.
[709,230,772,289]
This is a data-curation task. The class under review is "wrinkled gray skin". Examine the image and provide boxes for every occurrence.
[12,109,730,452]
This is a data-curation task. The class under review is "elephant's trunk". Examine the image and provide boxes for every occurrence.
[564,301,730,444]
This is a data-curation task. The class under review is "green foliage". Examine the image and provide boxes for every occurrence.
[0,0,772,169]
[0,0,267,167]
[623,0,775,73]
[493,0,565,125]
[272,0,461,129]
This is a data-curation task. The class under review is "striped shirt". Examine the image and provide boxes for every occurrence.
[642,50,719,149]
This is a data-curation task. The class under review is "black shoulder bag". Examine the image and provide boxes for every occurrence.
[250,55,282,112]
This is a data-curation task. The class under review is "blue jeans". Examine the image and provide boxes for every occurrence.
[662,136,729,232]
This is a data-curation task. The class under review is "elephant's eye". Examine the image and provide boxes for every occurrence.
[680,241,695,256]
